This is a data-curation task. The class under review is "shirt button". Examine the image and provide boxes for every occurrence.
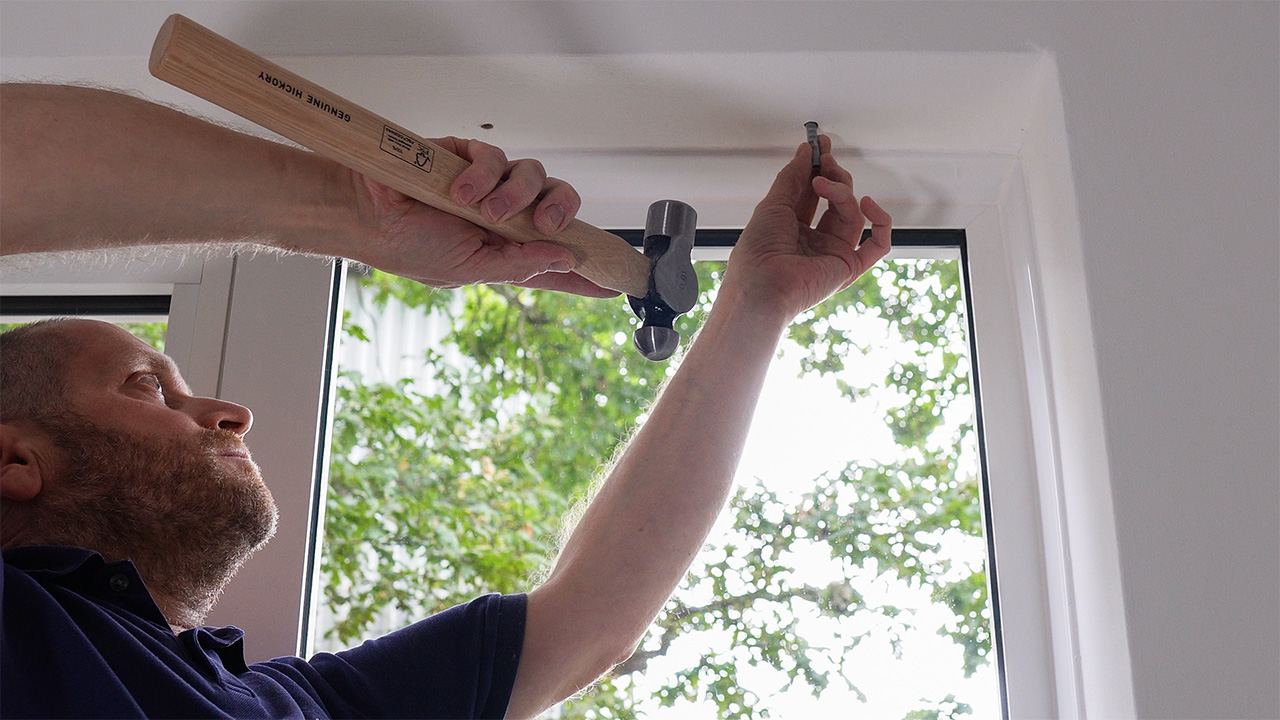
[108,573,130,592]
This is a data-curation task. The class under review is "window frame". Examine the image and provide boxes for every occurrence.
[0,294,172,317]
[295,226,1037,718]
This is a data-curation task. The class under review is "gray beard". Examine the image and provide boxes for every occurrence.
[22,413,278,628]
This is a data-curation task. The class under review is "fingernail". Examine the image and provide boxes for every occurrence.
[457,184,476,205]
[549,260,572,273]
[544,204,565,231]
[484,196,509,222]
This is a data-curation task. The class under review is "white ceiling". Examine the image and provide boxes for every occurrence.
[1,1,1044,228]
[1,0,1026,57]
[0,1,1043,152]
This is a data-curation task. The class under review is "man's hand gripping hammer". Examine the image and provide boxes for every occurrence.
[150,14,700,361]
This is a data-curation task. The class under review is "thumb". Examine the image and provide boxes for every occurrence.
[515,241,576,274]
[474,240,576,285]
[759,142,817,211]
[491,241,621,297]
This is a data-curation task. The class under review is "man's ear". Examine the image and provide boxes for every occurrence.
[0,423,50,502]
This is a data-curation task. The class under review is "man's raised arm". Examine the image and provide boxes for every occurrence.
[0,83,610,296]
[507,136,892,718]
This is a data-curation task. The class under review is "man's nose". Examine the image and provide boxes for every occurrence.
[187,396,254,436]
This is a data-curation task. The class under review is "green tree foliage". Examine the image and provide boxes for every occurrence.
[323,270,682,639]
[322,257,992,719]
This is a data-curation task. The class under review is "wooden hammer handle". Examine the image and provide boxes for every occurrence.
[149,14,651,297]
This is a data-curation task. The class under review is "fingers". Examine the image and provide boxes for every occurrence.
[445,137,582,236]
[810,154,891,281]
[759,135,846,228]
[812,164,863,242]
[857,196,892,263]
[447,137,509,206]
[482,158,543,224]
[532,177,582,236]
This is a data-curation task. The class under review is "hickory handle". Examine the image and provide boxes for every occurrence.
[148,14,651,298]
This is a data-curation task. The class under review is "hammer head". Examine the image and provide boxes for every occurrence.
[628,200,699,361]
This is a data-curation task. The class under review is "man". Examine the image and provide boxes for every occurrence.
[0,84,890,718]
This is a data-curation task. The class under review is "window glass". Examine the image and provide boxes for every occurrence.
[314,245,1000,718]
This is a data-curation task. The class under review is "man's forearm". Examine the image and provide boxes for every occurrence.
[510,286,792,716]
[0,83,361,257]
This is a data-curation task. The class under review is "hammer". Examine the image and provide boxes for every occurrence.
[149,14,697,361]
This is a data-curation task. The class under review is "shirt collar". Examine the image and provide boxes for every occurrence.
[2,545,105,578]
[5,545,253,674]
[4,545,169,630]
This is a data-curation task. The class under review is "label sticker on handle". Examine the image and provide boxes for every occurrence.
[380,126,434,173]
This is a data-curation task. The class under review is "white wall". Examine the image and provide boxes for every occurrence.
[951,6,1279,718]
[3,2,1276,717]
[830,4,1280,716]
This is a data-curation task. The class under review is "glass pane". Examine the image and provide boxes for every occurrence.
[315,255,999,719]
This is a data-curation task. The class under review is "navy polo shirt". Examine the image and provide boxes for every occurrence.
[0,546,525,718]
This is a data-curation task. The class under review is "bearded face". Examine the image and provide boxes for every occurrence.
[1,319,278,630]
[21,410,278,626]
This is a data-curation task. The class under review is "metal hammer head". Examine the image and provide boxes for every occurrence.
[627,200,699,361]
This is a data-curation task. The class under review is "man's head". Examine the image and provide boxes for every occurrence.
[0,319,277,629]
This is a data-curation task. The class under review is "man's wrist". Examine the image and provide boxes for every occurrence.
[707,277,797,338]
[257,156,370,261]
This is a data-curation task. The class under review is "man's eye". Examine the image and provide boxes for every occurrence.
[137,374,165,396]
